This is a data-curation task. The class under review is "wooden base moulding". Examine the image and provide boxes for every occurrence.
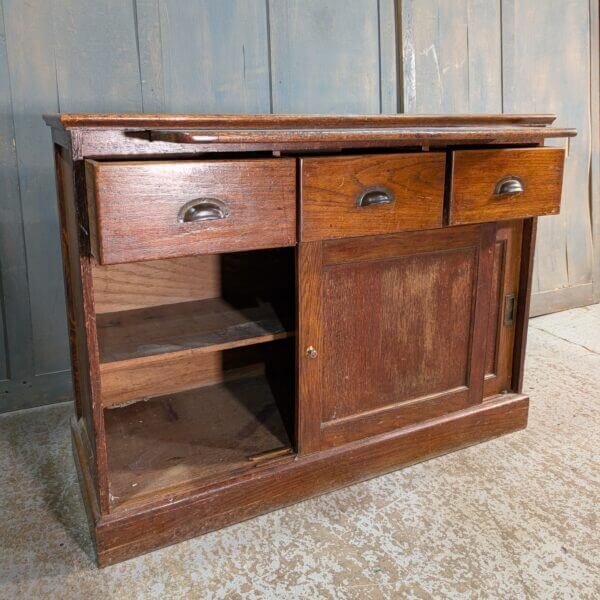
[73,393,528,567]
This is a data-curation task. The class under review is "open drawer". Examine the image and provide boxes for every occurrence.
[449,147,565,225]
[85,158,296,264]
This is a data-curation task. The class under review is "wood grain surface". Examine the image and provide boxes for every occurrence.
[483,221,523,398]
[89,393,529,565]
[300,153,446,241]
[104,375,292,508]
[44,113,560,129]
[92,255,221,313]
[100,346,265,409]
[97,297,293,364]
[86,158,296,264]
[449,148,565,224]
[297,224,497,449]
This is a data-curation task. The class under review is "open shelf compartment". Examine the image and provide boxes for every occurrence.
[95,248,295,367]
[93,247,296,409]
[93,248,297,510]
[105,357,294,510]
[97,295,292,363]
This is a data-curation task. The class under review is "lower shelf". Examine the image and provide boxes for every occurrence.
[105,374,293,509]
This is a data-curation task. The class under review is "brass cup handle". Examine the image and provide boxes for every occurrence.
[178,198,229,223]
[494,176,525,197]
[356,186,394,207]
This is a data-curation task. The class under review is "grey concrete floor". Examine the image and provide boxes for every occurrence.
[1,305,599,599]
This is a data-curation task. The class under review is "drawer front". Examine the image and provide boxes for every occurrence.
[86,159,296,264]
[449,147,565,225]
[300,153,446,241]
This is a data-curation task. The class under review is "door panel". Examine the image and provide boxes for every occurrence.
[483,221,523,397]
[298,224,496,452]
[321,249,475,421]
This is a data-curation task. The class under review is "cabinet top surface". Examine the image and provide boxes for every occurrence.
[43,113,575,135]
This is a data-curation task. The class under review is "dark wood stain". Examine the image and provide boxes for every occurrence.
[86,158,297,264]
[45,113,571,566]
[449,148,566,224]
[300,153,446,241]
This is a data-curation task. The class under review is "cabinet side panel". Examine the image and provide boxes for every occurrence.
[512,218,537,392]
[54,145,108,513]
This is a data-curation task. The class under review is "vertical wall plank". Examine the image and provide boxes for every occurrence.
[401,0,501,114]
[0,0,33,383]
[379,0,399,113]
[4,0,144,379]
[0,3,11,380]
[503,0,594,314]
[3,0,67,375]
[590,0,600,304]
[269,0,381,114]
[135,0,165,113]
[402,0,469,113]
[53,1,142,113]
[466,0,502,113]
[156,0,270,113]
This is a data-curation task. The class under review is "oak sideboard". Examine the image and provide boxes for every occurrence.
[44,113,575,566]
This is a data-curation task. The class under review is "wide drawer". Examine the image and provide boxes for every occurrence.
[85,158,296,264]
[300,153,446,241]
[449,147,565,225]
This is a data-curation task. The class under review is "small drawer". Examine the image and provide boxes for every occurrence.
[85,158,296,264]
[300,153,446,242]
[449,147,565,225]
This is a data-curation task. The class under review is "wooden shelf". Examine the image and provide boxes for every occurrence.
[97,296,293,365]
[105,375,293,509]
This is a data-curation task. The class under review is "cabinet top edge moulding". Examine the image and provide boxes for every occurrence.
[44,113,576,160]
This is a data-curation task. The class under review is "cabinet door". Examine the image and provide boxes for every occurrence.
[483,221,523,397]
[298,224,496,452]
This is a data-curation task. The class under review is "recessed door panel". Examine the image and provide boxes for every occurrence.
[321,248,476,421]
[298,224,496,452]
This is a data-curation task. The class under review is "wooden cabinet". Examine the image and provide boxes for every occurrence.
[45,113,575,566]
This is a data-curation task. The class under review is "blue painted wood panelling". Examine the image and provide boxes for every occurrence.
[503,0,594,314]
[147,0,271,113]
[0,0,596,410]
[401,0,501,113]
[269,0,382,114]
[3,0,67,376]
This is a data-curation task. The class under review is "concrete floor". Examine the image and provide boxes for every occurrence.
[1,305,599,599]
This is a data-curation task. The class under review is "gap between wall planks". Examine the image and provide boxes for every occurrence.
[0,0,597,411]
